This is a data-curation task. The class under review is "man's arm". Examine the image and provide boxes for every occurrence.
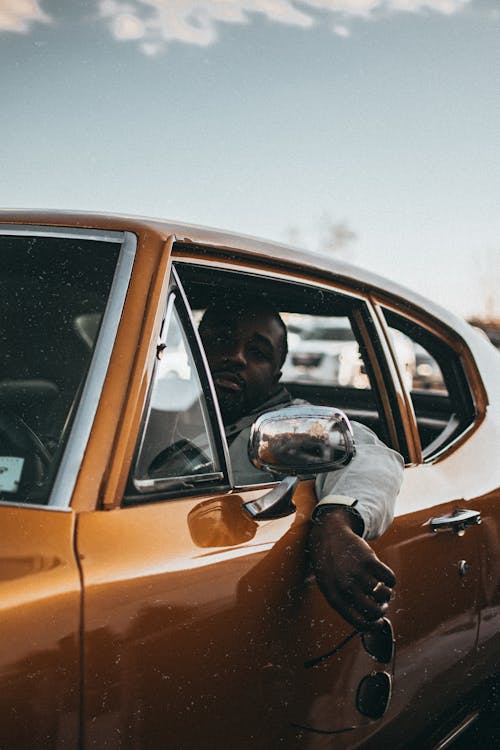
[315,421,404,540]
[310,422,404,630]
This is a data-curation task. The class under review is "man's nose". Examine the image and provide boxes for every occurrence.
[223,345,247,368]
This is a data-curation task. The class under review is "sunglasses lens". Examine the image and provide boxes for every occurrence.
[361,619,394,664]
[356,671,392,719]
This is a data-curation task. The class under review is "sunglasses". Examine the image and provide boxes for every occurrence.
[303,617,395,723]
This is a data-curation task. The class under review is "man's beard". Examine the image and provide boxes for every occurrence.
[215,387,247,425]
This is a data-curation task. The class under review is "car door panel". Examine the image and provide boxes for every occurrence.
[76,469,483,750]
[369,497,481,746]
[77,481,337,748]
[280,484,482,750]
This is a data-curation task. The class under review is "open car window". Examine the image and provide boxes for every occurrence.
[175,259,406,470]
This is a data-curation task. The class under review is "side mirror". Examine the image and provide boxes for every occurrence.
[248,405,355,477]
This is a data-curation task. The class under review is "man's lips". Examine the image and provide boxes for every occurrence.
[213,371,245,392]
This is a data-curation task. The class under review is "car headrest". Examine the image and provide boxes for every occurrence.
[0,379,59,407]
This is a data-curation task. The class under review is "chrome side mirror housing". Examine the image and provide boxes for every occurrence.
[248,405,355,477]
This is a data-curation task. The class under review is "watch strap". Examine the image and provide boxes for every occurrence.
[311,496,364,537]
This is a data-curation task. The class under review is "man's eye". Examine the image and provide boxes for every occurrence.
[249,347,268,360]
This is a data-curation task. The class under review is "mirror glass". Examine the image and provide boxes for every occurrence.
[248,406,355,476]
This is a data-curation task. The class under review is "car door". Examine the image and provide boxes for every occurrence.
[76,267,330,750]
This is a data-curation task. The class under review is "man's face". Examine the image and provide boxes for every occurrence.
[200,309,284,424]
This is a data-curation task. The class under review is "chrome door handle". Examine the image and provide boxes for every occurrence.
[242,476,298,520]
[430,508,481,536]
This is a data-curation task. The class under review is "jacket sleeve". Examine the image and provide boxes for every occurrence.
[314,421,404,540]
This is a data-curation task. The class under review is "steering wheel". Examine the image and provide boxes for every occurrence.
[148,438,212,478]
[0,410,51,498]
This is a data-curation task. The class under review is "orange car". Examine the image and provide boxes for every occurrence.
[1,210,499,749]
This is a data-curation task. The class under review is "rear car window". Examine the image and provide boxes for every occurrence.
[0,233,121,505]
[382,308,476,459]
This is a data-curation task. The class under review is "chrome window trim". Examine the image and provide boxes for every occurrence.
[0,225,124,244]
[134,472,225,494]
[46,229,137,508]
[132,290,176,490]
[422,421,476,464]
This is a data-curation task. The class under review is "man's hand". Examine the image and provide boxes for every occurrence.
[308,509,396,631]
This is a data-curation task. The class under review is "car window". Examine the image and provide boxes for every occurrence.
[382,308,476,459]
[0,231,122,506]
[129,293,226,498]
[175,260,404,466]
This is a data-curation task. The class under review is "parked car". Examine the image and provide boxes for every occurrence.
[1,210,500,749]
[282,316,367,388]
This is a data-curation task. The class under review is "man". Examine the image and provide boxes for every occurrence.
[198,293,404,631]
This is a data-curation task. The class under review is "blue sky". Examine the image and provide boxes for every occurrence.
[1,0,499,319]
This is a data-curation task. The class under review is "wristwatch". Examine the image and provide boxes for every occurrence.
[311,496,365,537]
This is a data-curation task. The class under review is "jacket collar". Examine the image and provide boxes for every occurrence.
[224,386,294,440]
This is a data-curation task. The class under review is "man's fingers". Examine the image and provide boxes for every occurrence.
[369,581,393,604]
[327,577,391,630]
[333,591,389,632]
[366,559,396,589]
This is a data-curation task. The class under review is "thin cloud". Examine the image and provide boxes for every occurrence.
[0,0,473,45]
[97,0,472,53]
[0,0,49,32]
[333,24,351,36]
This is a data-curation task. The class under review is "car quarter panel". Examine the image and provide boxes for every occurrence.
[0,506,81,749]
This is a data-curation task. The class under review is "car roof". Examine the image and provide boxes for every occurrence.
[0,208,473,340]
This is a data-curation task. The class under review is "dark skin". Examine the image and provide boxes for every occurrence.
[200,305,395,631]
[201,308,285,423]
